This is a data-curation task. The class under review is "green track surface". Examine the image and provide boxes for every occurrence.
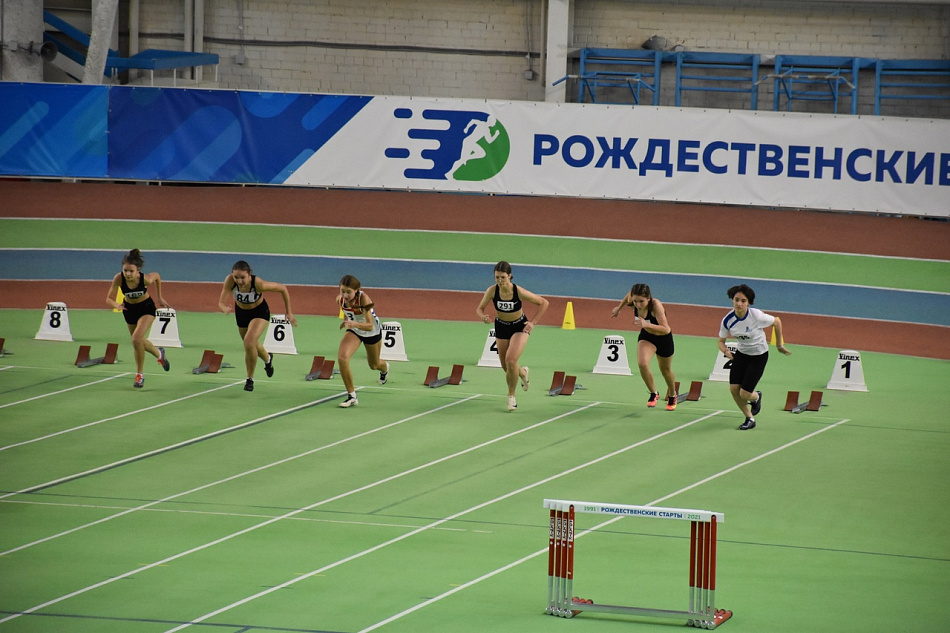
[1,307,948,633]
[2,218,948,291]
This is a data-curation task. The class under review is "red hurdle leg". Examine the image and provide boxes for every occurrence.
[709,515,718,615]
[567,505,576,610]
[553,509,564,612]
[689,520,697,617]
[547,509,556,612]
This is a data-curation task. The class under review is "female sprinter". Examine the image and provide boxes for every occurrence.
[218,260,296,392]
[610,283,677,410]
[106,249,171,389]
[476,261,549,412]
[336,275,390,408]
[718,284,791,430]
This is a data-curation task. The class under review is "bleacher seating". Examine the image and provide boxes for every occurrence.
[43,10,218,85]
[874,59,950,116]
[770,55,870,115]
[674,52,761,110]
[576,48,667,106]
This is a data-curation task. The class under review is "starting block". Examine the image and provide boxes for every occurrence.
[548,371,580,396]
[424,364,464,388]
[305,356,336,380]
[673,381,704,403]
[784,390,824,414]
[192,349,224,374]
[75,343,119,368]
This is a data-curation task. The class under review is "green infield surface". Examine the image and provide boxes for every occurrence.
[0,309,948,633]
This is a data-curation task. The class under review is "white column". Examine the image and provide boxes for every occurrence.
[82,0,120,84]
[544,0,571,103]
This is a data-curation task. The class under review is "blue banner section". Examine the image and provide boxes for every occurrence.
[2,249,947,327]
[0,82,108,178]
[107,88,371,183]
[0,83,370,183]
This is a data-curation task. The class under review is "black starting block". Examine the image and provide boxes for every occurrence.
[305,356,336,380]
[784,390,824,414]
[548,371,580,396]
[424,364,464,387]
[674,381,704,403]
[193,349,224,374]
[76,343,118,368]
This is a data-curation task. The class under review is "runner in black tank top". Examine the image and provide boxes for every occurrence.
[610,283,678,410]
[476,261,550,412]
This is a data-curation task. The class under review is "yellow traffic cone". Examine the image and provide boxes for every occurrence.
[113,288,125,312]
[770,327,777,345]
[562,301,576,330]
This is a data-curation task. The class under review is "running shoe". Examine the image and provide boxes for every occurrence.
[666,395,677,411]
[133,373,144,389]
[244,378,254,392]
[379,369,389,385]
[520,366,530,391]
[339,394,359,408]
[647,392,660,408]
[750,390,762,416]
[738,417,756,431]
[264,353,275,378]
[156,347,170,371]
[507,395,517,411]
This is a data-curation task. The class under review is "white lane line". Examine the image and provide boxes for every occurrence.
[357,417,851,633]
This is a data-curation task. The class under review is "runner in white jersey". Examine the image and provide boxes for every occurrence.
[717,284,790,430]
[336,274,389,408]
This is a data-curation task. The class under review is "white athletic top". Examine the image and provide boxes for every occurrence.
[341,293,381,339]
[719,307,774,356]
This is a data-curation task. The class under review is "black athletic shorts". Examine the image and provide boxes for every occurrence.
[123,297,157,325]
[235,300,271,329]
[494,315,528,340]
[729,350,769,393]
[638,330,675,358]
[346,330,382,346]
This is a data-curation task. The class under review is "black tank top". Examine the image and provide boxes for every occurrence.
[120,273,148,300]
[493,284,522,314]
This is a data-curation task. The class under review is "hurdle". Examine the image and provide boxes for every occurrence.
[305,356,336,380]
[423,364,464,387]
[784,390,824,413]
[674,381,704,403]
[75,343,119,368]
[548,371,580,396]
[544,499,732,629]
[192,349,224,374]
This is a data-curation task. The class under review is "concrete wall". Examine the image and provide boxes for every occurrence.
[38,0,950,117]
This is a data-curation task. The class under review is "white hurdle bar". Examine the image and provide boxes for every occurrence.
[543,499,731,630]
